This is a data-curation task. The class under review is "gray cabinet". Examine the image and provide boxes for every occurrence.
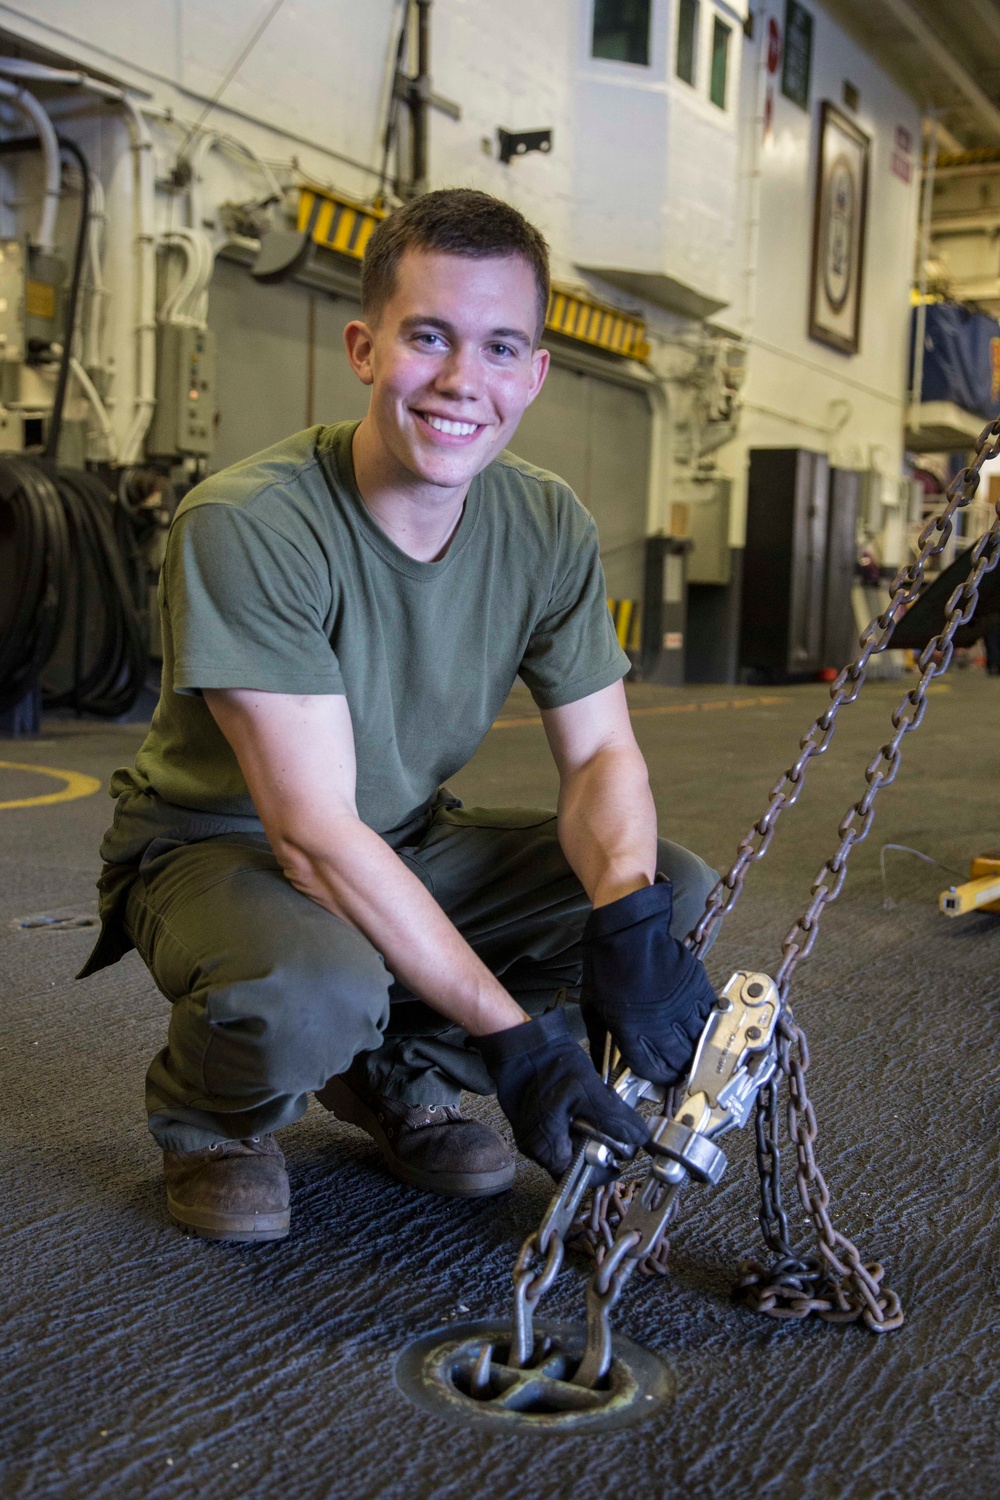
[740,448,830,677]
[824,468,862,670]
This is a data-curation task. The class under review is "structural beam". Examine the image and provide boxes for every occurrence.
[961,0,1000,53]
[879,0,1000,142]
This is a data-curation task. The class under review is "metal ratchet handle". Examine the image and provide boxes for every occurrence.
[572,971,783,1387]
[625,970,783,1237]
[674,970,782,1139]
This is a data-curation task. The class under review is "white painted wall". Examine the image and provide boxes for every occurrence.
[0,1,399,200]
[573,0,747,315]
[0,0,921,563]
[0,0,753,479]
[0,0,753,289]
[714,0,922,561]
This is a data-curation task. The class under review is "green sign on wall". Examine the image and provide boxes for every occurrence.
[782,0,813,111]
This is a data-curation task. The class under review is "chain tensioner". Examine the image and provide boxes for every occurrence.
[396,970,782,1424]
[571,412,1000,1332]
[509,969,782,1390]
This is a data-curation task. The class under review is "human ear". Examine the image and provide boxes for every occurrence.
[524,346,550,406]
[344,320,376,386]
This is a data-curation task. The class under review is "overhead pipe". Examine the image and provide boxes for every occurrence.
[50,343,118,463]
[410,0,431,197]
[0,57,157,463]
[877,0,1000,144]
[0,78,60,250]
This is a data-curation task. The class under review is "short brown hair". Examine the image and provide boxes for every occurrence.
[361,188,551,341]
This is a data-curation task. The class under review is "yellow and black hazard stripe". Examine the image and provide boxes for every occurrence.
[546,288,649,362]
[608,599,640,652]
[297,186,385,261]
[295,188,649,363]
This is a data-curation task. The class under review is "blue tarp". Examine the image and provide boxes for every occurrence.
[913,302,1000,419]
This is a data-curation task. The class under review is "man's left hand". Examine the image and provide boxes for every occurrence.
[581,876,716,1086]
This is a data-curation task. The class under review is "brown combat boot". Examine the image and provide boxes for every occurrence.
[163,1134,290,1242]
[316,1072,515,1198]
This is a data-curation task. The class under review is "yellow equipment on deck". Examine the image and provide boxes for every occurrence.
[939,854,1000,916]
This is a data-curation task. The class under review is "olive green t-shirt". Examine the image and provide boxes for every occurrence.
[111,421,629,847]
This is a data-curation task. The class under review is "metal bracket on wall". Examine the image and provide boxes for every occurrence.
[497,128,552,164]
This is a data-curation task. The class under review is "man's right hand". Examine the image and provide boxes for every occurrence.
[478,1008,649,1180]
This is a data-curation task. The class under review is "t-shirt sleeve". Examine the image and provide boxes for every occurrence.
[165,502,345,696]
[518,499,631,710]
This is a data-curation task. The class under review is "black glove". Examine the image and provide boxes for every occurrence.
[581,876,716,1087]
[478,1008,649,1180]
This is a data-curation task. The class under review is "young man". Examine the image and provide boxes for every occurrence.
[81,189,719,1241]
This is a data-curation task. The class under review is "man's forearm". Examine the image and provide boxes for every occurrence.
[557,743,658,908]
[274,814,529,1036]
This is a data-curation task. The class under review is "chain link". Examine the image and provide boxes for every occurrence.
[509,1228,565,1367]
[567,1174,673,1276]
[573,414,1000,1328]
[738,414,1000,1328]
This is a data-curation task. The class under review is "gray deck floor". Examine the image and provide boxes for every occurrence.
[2,671,998,1499]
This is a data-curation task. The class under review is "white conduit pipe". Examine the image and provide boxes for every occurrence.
[159,229,212,329]
[0,77,60,251]
[112,93,156,465]
[142,106,284,224]
[213,132,283,204]
[50,342,119,463]
[84,175,108,374]
[0,58,157,463]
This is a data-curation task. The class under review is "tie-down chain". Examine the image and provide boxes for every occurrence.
[405,414,1000,1414]
[492,969,782,1388]
[570,411,1000,1329]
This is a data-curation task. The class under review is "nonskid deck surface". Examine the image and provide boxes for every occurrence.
[2,675,997,1500]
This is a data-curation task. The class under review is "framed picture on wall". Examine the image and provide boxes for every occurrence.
[809,101,870,355]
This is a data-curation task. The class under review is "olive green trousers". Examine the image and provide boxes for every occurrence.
[122,804,717,1152]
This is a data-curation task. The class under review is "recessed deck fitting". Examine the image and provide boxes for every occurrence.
[395,1320,673,1433]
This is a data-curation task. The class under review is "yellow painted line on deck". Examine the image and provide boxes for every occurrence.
[491,694,786,731]
[0,761,102,811]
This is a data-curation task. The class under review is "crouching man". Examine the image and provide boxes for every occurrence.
[80,189,718,1240]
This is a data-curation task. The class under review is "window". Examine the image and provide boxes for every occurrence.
[592,0,652,66]
[710,15,731,107]
[675,0,698,86]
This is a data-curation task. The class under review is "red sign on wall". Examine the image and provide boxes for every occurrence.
[890,125,913,183]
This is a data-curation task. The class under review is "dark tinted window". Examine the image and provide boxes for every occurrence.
[592,0,652,66]
[676,0,698,85]
[710,15,730,106]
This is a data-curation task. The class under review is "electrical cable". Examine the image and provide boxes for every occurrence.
[0,77,60,250]
[377,4,410,203]
[0,459,147,718]
[0,134,91,463]
[43,136,90,462]
[878,843,967,910]
[43,469,147,717]
[0,459,70,715]
[0,60,158,464]
[177,0,288,156]
[47,346,118,463]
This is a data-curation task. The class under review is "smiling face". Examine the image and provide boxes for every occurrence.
[345,249,549,504]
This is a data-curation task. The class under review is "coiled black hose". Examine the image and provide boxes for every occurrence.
[0,458,147,718]
[0,458,69,715]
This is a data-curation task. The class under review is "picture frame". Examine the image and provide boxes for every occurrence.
[809,101,870,356]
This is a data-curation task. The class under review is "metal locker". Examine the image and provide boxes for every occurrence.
[739,448,830,677]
